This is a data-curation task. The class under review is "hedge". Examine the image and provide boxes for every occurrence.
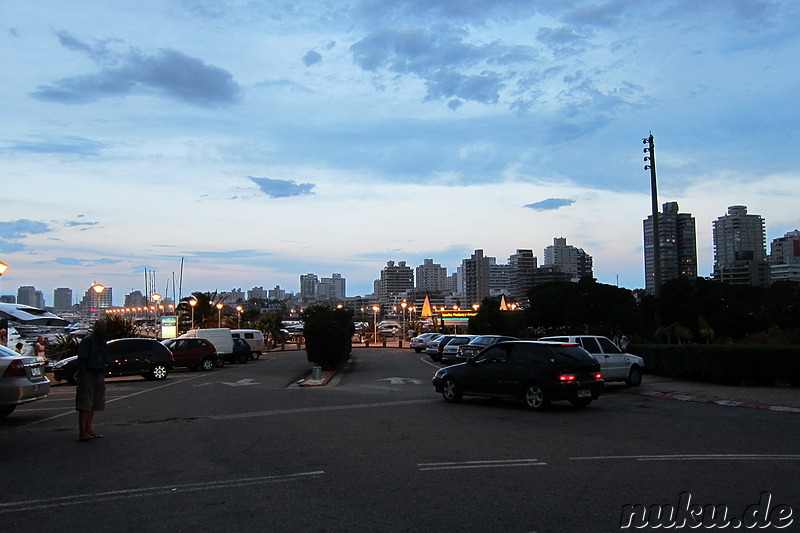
[630,344,800,387]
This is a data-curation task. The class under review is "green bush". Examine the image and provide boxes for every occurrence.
[631,344,800,386]
[301,305,355,370]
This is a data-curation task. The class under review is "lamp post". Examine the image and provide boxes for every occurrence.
[152,293,161,322]
[372,305,379,342]
[92,283,105,319]
[401,300,407,339]
[189,298,197,330]
[0,262,8,277]
[216,303,224,328]
[236,305,243,328]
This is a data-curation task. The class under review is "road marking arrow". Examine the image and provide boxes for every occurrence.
[222,378,259,387]
[376,377,424,385]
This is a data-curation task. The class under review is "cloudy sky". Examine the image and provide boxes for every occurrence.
[2,0,798,305]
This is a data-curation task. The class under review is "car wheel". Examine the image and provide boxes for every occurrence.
[524,384,550,411]
[150,363,169,380]
[414,348,422,353]
[569,398,593,408]
[250,351,261,360]
[200,358,214,371]
[0,405,16,418]
[67,367,80,386]
[441,377,463,403]
[238,352,249,364]
[625,366,643,387]
[215,358,225,368]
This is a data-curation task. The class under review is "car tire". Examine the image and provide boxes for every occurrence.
[215,358,225,368]
[569,398,593,408]
[0,405,16,418]
[441,377,463,403]
[524,384,550,411]
[149,363,169,380]
[625,366,643,387]
[250,351,261,360]
[414,348,422,353]
[200,358,214,371]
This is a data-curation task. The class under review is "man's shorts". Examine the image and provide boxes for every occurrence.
[75,369,106,411]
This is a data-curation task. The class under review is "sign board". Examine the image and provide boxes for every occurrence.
[160,316,178,339]
[438,310,477,326]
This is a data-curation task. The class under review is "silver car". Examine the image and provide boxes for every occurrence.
[410,333,441,353]
[440,335,479,364]
[0,344,50,417]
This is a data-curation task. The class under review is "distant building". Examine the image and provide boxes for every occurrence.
[416,259,448,293]
[247,287,267,300]
[17,286,37,307]
[461,250,492,306]
[53,288,73,312]
[124,290,147,308]
[507,249,538,300]
[769,229,800,283]
[378,261,414,303]
[543,238,593,282]
[268,285,287,301]
[300,274,319,301]
[80,286,113,309]
[712,205,770,286]
[0,295,15,304]
[643,201,698,294]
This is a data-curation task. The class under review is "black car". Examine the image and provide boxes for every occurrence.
[432,341,604,410]
[51,338,175,384]
[455,335,519,363]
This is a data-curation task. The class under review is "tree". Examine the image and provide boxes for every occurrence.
[301,305,354,370]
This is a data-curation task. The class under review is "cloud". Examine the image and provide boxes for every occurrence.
[187,250,272,259]
[50,257,121,266]
[30,31,241,108]
[302,50,323,66]
[523,198,576,211]
[536,26,592,57]
[249,177,315,198]
[0,219,52,253]
[2,136,108,156]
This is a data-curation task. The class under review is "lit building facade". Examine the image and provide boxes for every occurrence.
[712,205,770,286]
[643,201,698,294]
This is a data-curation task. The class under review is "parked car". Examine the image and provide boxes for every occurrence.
[181,328,234,360]
[456,335,519,362]
[161,337,221,371]
[0,344,50,417]
[538,335,644,386]
[425,334,456,362]
[52,338,175,385]
[224,337,251,364]
[231,329,265,359]
[432,341,604,410]
[440,335,479,364]
[410,333,441,353]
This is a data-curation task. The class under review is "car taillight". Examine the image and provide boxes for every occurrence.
[559,374,576,382]
[2,359,27,378]
[594,373,603,380]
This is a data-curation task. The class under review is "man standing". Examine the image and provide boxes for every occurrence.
[76,319,109,441]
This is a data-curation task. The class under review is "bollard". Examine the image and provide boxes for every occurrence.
[399,340,403,349]
[296,342,302,350]
[312,365,322,380]
[382,339,387,347]
[365,340,370,348]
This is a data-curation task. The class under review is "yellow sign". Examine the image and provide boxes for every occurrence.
[439,310,478,319]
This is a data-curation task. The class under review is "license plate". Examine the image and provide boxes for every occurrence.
[30,367,42,377]
[578,389,591,398]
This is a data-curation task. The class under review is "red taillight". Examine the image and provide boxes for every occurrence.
[2,359,27,378]
[559,374,576,382]
[594,373,603,380]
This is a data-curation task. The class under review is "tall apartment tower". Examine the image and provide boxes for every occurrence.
[768,229,800,282]
[53,288,73,312]
[712,205,770,286]
[543,238,593,282]
[462,249,492,306]
[415,259,448,292]
[318,273,346,301]
[299,273,319,300]
[17,286,37,307]
[508,249,537,300]
[643,201,698,294]
[378,261,414,302]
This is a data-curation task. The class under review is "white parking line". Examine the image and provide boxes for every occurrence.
[570,454,800,462]
[0,470,325,513]
[418,459,547,471]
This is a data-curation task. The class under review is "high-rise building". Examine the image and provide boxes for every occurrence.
[769,229,800,283]
[712,205,770,286]
[300,273,319,300]
[543,238,593,282]
[643,201,698,294]
[17,286,37,307]
[378,261,414,302]
[247,287,267,300]
[508,249,537,300]
[124,290,147,308]
[80,286,113,309]
[416,259,448,292]
[268,285,287,300]
[461,250,492,306]
[0,295,15,304]
[53,288,73,311]
[317,274,345,301]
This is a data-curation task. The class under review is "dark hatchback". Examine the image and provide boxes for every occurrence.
[432,341,603,410]
[52,338,175,384]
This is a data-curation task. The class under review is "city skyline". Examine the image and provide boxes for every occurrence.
[2,2,799,301]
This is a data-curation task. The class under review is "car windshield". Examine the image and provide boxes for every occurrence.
[551,345,596,364]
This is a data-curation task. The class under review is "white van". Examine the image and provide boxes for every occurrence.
[231,329,266,359]
[182,328,234,361]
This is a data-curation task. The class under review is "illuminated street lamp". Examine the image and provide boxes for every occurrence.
[236,305,243,328]
[92,283,105,318]
[401,300,407,339]
[189,298,197,330]
[372,305,380,341]
[0,262,8,276]
[216,303,224,327]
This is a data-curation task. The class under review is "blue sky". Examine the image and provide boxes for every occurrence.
[2,0,798,305]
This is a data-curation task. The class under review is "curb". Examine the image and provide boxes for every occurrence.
[624,389,800,413]
[298,369,337,387]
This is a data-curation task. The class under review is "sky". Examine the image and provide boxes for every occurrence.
[2,0,799,306]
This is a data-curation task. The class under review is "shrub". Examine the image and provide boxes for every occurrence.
[301,305,355,370]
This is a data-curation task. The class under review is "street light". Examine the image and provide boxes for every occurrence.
[401,300,407,339]
[189,298,197,330]
[216,303,224,328]
[372,305,380,341]
[0,262,8,276]
[236,305,243,328]
[152,293,161,322]
[92,283,105,318]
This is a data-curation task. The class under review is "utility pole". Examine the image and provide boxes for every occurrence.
[643,132,662,326]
